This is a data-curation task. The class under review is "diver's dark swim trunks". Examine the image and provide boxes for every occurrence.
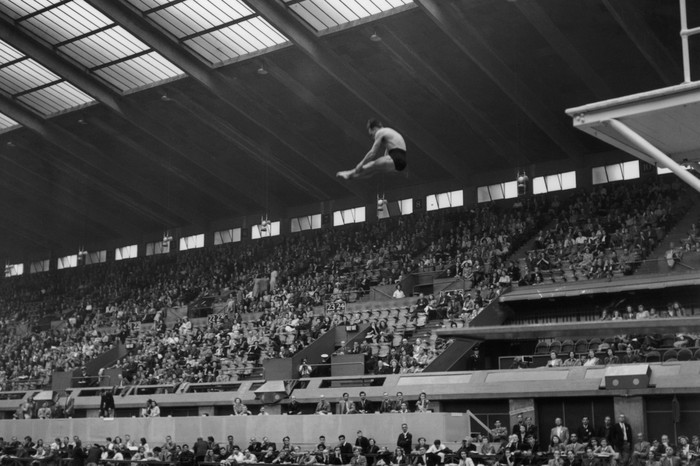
[388,148,407,171]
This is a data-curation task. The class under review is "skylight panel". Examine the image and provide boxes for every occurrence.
[3,0,185,93]
[0,38,95,116]
[284,0,414,32]
[0,113,20,132]
[128,0,290,67]
[17,81,94,115]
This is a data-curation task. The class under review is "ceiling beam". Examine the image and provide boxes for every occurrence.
[374,25,527,169]
[0,145,122,239]
[414,0,585,159]
[0,16,271,214]
[0,197,60,252]
[163,86,332,202]
[514,1,615,100]
[87,0,360,200]
[0,93,183,230]
[601,0,681,87]
[246,0,472,179]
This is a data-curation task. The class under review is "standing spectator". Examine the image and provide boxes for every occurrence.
[577,417,595,445]
[466,348,485,371]
[550,418,570,446]
[338,436,354,464]
[99,388,115,418]
[397,424,413,453]
[611,414,633,466]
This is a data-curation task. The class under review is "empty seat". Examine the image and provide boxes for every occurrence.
[645,351,661,363]
[588,338,602,352]
[560,339,575,354]
[677,348,693,361]
[549,340,562,354]
[662,349,678,362]
[574,339,588,354]
[534,341,550,355]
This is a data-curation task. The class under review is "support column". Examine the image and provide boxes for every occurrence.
[509,398,536,434]
[613,396,646,437]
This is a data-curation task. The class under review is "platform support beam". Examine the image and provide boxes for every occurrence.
[607,118,700,193]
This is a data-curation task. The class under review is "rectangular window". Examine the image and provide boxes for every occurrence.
[30,259,49,274]
[426,189,465,211]
[592,160,640,185]
[4,263,23,277]
[57,255,77,270]
[477,182,518,203]
[291,214,322,233]
[378,198,413,219]
[179,233,205,251]
[532,171,577,194]
[214,228,242,245]
[657,165,692,175]
[252,221,280,239]
[333,206,366,226]
[85,250,106,265]
[146,240,171,256]
[115,244,138,261]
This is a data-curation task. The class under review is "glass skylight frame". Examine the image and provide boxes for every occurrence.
[0,39,94,116]
[0,0,185,94]
[282,0,415,33]
[126,0,290,67]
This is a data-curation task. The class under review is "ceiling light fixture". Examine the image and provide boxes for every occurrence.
[257,65,268,75]
[370,32,382,42]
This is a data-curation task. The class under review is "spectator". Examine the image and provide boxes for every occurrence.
[415,392,431,413]
[233,397,251,416]
[397,424,413,453]
[315,395,331,415]
[356,391,373,414]
[550,418,570,445]
[393,285,406,299]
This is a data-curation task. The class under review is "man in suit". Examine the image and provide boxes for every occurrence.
[631,433,650,466]
[525,417,538,440]
[581,447,601,466]
[512,414,525,435]
[550,418,570,446]
[412,446,429,466]
[397,424,413,453]
[611,414,633,466]
[577,417,596,445]
[337,393,357,415]
[356,391,373,414]
[355,431,370,454]
[392,392,406,413]
[379,393,393,414]
[598,417,614,446]
[660,447,682,466]
[565,434,585,455]
[350,446,368,466]
[338,436,354,464]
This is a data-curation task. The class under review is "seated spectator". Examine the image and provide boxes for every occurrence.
[233,397,251,416]
[546,352,563,368]
[563,352,581,367]
[315,395,331,415]
[415,392,431,413]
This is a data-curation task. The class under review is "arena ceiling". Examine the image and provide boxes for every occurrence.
[0,0,695,258]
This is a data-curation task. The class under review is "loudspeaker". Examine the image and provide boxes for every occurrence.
[603,365,651,389]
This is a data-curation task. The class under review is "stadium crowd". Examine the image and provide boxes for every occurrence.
[2,413,698,466]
